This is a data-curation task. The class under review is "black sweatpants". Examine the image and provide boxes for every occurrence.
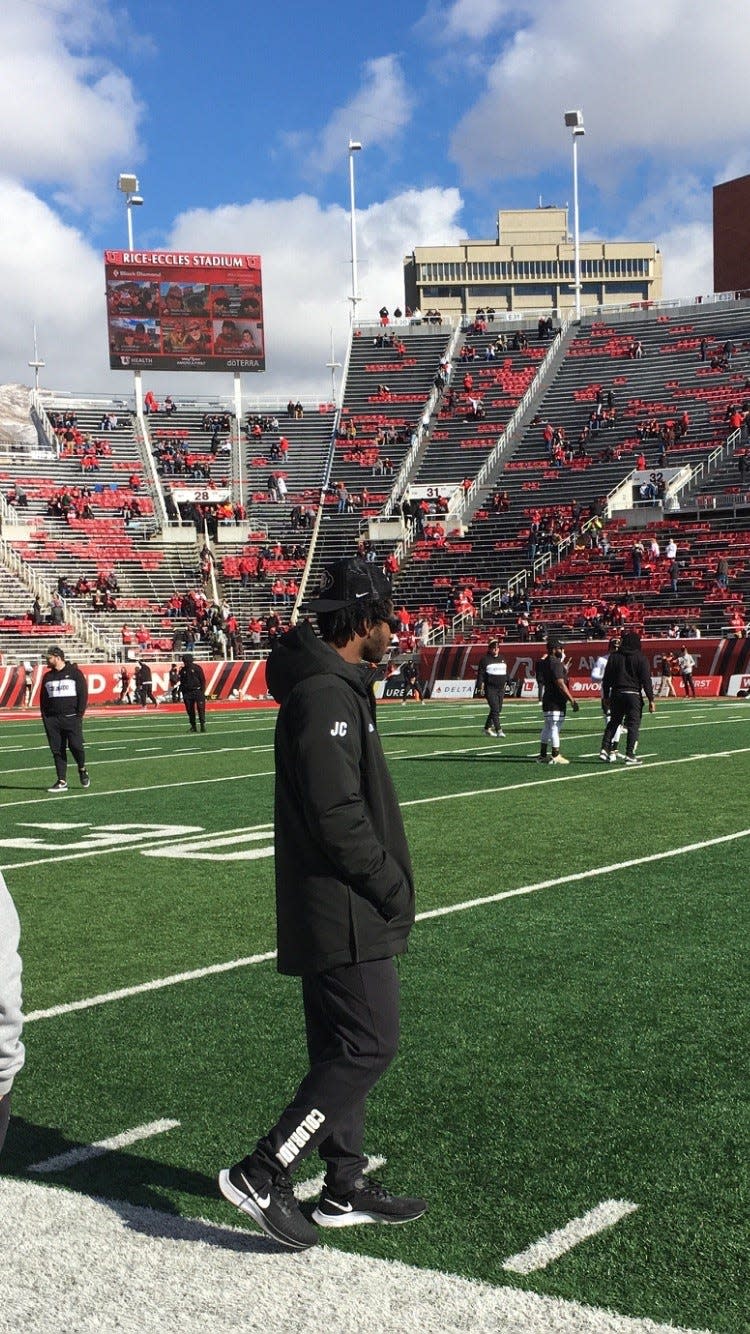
[485,683,505,732]
[184,695,206,730]
[252,958,400,1195]
[601,690,643,758]
[43,714,86,780]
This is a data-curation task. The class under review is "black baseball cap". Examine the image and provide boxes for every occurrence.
[547,636,563,651]
[305,558,392,613]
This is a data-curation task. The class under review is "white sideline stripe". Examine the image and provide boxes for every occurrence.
[28,1118,180,1173]
[416,828,750,922]
[0,1179,710,1334]
[400,745,750,807]
[5,744,750,872]
[25,953,277,1022]
[24,827,749,1024]
[295,1154,386,1202]
[502,1199,639,1274]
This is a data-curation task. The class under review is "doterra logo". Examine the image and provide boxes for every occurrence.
[276,1108,326,1167]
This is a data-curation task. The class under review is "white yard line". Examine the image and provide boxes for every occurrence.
[4,743,750,863]
[28,1118,180,1174]
[502,1199,640,1274]
[0,1179,710,1334]
[0,768,277,817]
[24,826,750,1024]
[25,951,278,1022]
[400,745,750,807]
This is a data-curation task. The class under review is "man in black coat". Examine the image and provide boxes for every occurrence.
[40,646,90,792]
[219,558,426,1250]
[178,653,206,731]
[476,637,507,737]
[599,629,655,765]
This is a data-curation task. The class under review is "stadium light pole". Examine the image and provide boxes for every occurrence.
[348,139,362,323]
[117,173,144,415]
[28,324,45,392]
[326,328,342,407]
[563,111,585,320]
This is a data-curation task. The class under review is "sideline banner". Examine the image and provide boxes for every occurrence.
[421,638,737,697]
[0,660,268,708]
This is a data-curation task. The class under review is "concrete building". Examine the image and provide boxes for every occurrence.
[403,207,662,323]
[713,174,750,294]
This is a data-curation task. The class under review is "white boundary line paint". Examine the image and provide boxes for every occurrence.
[502,1199,640,1274]
[295,1154,386,1202]
[399,746,750,808]
[28,1118,180,1174]
[25,952,277,1022]
[24,827,750,1024]
[4,744,750,870]
[0,768,277,818]
[0,1179,711,1334]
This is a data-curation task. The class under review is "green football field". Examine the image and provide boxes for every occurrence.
[1,698,748,1332]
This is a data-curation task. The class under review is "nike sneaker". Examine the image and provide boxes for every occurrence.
[48,779,68,792]
[549,754,570,765]
[218,1158,318,1250]
[312,1178,427,1228]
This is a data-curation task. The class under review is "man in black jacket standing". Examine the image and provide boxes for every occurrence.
[599,629,655,766]
[219,558,426,1250]
[178,653,206,731]
[40,646,90,792]
[476,637,507,736]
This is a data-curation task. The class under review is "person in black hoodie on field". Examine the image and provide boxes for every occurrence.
[178,653,206,731]
[40,646,90,792]
[599,629,655,766]
[219,558,426,1251]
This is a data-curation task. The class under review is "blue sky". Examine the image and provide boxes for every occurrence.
[1,0,748,398]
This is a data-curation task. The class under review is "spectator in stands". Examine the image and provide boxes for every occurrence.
[716,556,729,590]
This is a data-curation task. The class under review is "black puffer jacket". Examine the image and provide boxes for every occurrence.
[266,622,415,976]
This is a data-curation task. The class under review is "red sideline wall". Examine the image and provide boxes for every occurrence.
[0,659,268,708]
[419,638,750,698]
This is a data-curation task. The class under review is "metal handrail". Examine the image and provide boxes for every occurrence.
[0,537,118,659]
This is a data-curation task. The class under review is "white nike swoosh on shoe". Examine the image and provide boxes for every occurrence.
[240,1173,270,1209]
[325,1199,353,1212]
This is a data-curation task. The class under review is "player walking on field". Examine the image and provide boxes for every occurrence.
[219,557,426,1250]
[40,646,90,792]
[599,630,655,766]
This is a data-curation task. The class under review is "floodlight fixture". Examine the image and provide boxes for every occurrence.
[117,173,139,195]
[563,111,585,318]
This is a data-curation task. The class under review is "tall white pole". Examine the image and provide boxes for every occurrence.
[348,140,362,323]
[234,371,244,511]
[125,198,142,414]
[572,133,581,320]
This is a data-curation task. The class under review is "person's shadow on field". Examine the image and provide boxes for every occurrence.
[3,1116,285,1252]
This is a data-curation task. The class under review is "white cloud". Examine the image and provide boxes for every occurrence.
[449,0,750,185]
[656,222,714,301]
[0,183,464,399]
[299,56,415,177]
[0,180,111,391]
[167,187,464,396]
[0,1,143,207]
[441,0,526,42]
